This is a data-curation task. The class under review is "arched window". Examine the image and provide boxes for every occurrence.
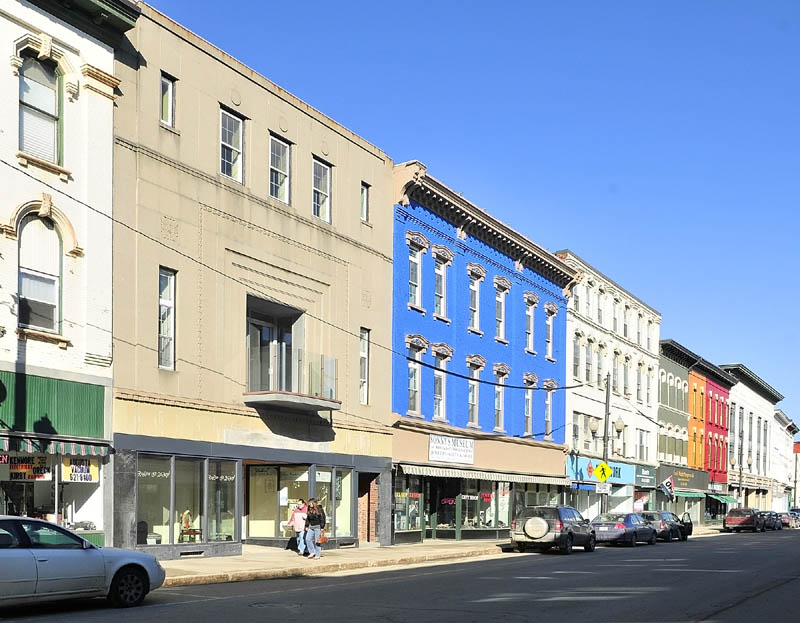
[19,54,60,164]
[18,215,61,332]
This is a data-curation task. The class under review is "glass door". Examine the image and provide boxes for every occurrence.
[248,320,275,391]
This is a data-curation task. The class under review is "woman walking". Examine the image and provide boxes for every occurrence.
[305,498,326,560]
[289,499,307,556]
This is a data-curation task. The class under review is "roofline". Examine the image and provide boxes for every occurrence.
[554,249,661,317]
[719,363,784,404]
[660,339,701,368]
[394,161,577,289]
[691,358,737,390]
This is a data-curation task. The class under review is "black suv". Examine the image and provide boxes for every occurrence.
[511,505,595,554]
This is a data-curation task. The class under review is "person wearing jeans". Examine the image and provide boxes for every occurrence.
[304,498,326,559]
[289,499,307,556]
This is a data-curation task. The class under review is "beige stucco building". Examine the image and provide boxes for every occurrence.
[111,3,394,557]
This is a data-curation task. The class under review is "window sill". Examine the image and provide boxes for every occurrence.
[494,337,508,345]
[158,365,177,372]
[17,327,71,349]
[159,122,181,136]
[405,411,424,419]
[16,151,71,182]
[467,327,483,337]
[407,303,426,315]
[433,313,451,324]
[493,428,506,434]
[545,356,556,363]
[360,219,373,228]
[432,416,448,424]
[525,348,537,356]
[466,422,481,430]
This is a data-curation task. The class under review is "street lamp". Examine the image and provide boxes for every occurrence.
[738,427,745,506]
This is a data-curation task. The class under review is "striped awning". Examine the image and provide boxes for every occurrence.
[0,436,110,456]
[399,463,569,486]
[674,490,705,499]
[710,494,739,504]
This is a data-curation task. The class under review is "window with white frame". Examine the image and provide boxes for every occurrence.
[596,349,603,386]
[613,301,619,332]
[468,366,480,426]
[572,337,581,378]
[623,305,630,338]
[469,276,480,330]
[637,314,642,345]
[19,54,60,164]
[583,415,592,451]
[597,293,603,325]
[525,300,535,351]
[544,303,557,359]
[433,355,446,421]
[494,373,505,431]
[269,135,290,203]
[584,343,592,382]
[407,347,421,414]
[408,246,421,307]
[434,258,446,316]
[524,387,533,436]
[360,182,370,222]
[495,286,506,340]
[312,158,331,222]
[612,357,619,392]
[647,320,653,350]
[573,288,580,311]
[623,360,630,395]
[637,428,649,461]
[359,328,370,405]
[585,288,592,317]
[636,366,642,401]
[544,387,553,432]
[160,72,175,127]
[646,371,652,404]
[158,267,176,369]
[18,215,61,332]
[220,108,243,182]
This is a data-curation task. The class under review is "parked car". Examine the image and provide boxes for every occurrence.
[510,505,596,554]
[759,511,781,530]
[640,510,693,542]
[591,512,657,546]
[790,512,800,528]
[723,508,765,532]
[0,516,165,608]
[777,512,793,528]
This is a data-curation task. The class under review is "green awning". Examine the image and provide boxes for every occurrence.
[711,495,739,504]
[674,490,705,499]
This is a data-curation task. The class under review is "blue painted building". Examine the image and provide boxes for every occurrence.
[390,162,577,543]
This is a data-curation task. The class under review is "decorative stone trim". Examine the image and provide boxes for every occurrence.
[544,301,559,316]
[493,275,512,291]
[10,54,22,75]
[80,63,120,100]
[17,327,70,349]
[431,342,454,361]
[465,354,486,370]
[5,197,83,256]
[542,378,558,390]
[13,33,76,86]
[431,244,454,263]
[523,291,539,306]
[493,362,510,377]
[16,151,71,182]
[523,372,539,386]
[405,230,430,251]
[466,262,486,280]
[405,334,430,352]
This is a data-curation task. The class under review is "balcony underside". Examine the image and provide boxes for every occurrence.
[243,390,342,413]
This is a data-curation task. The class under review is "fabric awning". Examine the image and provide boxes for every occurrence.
[0,435,111,456]
[710,495,739,504]
[399,463,569,485]
[674,490,705,499]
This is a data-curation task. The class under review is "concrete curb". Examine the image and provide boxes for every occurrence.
[162,546,501,588]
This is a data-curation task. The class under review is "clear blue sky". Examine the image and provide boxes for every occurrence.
[149,0,799,426]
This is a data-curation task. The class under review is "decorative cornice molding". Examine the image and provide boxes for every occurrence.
[466,262,486,280]
[405,230,430,251]
[404,334,430,352]
[493,275,512,291]
[80,63,120,100]
[465,354,486,370]
[524,372,539,387]
[493,362,510,377]
[431,342,454,361]
[524,291,539,306]
[543,378,558,390]
[431,244,454,263]
[544,301,559,316]
[4,197,83,257]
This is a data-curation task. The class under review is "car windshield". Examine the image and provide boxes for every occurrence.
[518,507,558,520]
[641,513,658,520]
[594,514,627,523]
[728,509,749,517]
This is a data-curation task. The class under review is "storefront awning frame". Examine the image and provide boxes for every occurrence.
[709,494,739,504]
[0,433,112,456]
[673,490,705,499]
[399,463,569,486]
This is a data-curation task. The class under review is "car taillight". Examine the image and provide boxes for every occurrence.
[555,521,563,531]
[615,523,626,530]
[511,520,516,531]
[661,521,666,530]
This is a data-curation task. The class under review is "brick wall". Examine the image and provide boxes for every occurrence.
[357,473,379,542]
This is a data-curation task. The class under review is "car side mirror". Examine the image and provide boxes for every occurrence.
[584,519,590,525]
[82,540,94,550]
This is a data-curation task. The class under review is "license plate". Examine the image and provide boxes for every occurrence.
[599,527,609,531]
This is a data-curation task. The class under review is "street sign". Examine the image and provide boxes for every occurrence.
[595,482,611,494]
[593,461,612,482]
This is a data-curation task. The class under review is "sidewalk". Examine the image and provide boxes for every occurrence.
[160,525,722,588]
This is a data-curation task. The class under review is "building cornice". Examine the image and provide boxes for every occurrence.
[25,0,139,46]
[691,358,737,390]
[720,363,784,404]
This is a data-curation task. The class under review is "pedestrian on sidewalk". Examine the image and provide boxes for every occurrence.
[289,499,308,556]
[305,498,326,560]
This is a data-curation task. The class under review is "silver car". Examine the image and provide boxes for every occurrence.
[0,516,165,608]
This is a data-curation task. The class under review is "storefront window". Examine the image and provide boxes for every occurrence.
[208,460,236,541]
[497,482,510,528]
[174,458,204,543]
[60,456,103,535]
[316,467,332,526]
[279,466,309,537]
[462,479,496,529]
[394,473,422,531]
[0,453,57,522]
[334,468,353,537]
[248,465,278,537]
[136,454,171,545]
[435,479,460,529]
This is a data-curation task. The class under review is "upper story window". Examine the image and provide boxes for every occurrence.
[572,337,581,379]
[647,320,653,350]
[585,342,592,383]
[596,348,603,386]
[408,246,421,307]
[613,299,620,332]
[19,55,60,164]
[407,347,421,415]
[160,73,176,127]
[220,108,243,182]
[494,277,511,341]
[433,353,447,421]
[431,246,453,319]
[360,182,370,222]
[466,355,485,427]
[312,158,331,222]
[637,314,643,345]
[158,267,176,369]
[524,292,538,352]
[636,365,643,401]
[523,374,537,436]
[467,264,486,332]
[544,302,558,360]
[573,288,580,311]
[597,293,603,325]
[585,288,592,317]
[359,328,370,405]
[18,215,61,333]
[269,135,290,203]
[493,364,509,431]
[623,305,630,338]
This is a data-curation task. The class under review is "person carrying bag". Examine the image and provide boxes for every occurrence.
[304,498,326,560]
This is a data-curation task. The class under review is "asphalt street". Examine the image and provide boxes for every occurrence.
[3,531,799,623]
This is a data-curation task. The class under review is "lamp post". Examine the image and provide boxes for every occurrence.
[738,427,744,506]
[601,372,612,513]
[730,456,736,507]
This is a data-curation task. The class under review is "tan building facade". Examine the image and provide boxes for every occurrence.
[111,3,394,557]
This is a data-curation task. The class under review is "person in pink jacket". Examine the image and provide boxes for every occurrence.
[289,499,308,555]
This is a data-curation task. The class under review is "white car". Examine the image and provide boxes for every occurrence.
[0,516,165,608]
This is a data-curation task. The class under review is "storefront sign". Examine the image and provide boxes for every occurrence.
[708,482,723,492]
[428,435,474,465]
[0,454,8,465]
[61,458,99,483]
[568,456,635,485]
[635,465,656,488]
[0,455,52,481]
[656,465,708,491]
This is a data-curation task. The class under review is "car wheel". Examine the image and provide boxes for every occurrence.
[664,530,672,543]
[681,531,688,542]
[648,531,657,545]
[561,534,573,555]
[584,534,596,553]
[628,534,637,547]
[108,566,148,608]
[516,543,527,553]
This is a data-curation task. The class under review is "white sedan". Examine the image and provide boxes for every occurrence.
[0,516,165,608]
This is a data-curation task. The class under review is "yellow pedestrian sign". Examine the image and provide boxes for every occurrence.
[593,461,612,482]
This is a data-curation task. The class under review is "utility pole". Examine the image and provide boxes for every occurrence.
[601,372,611,514]
[738,427,744,506]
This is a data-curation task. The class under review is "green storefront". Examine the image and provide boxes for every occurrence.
[0,371,110,545]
